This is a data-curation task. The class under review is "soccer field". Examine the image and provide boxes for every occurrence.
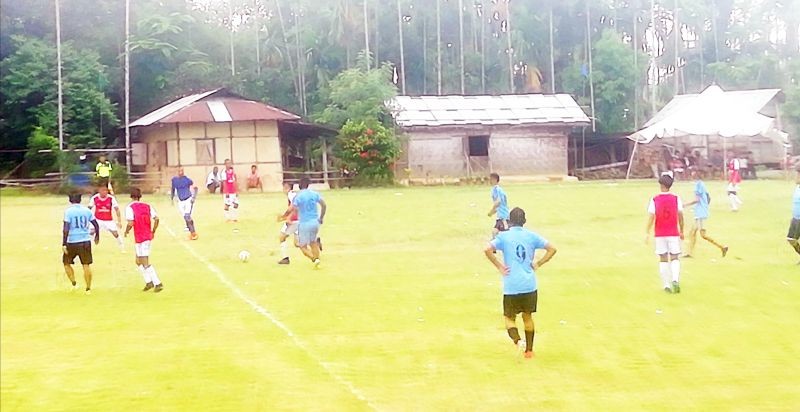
[2,180,799,411]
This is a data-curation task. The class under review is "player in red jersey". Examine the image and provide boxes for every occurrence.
[645,174,685,294]
[727,156,743,211]
[88,186,124,250]
[221,158,240,222]
[277,181,299,264]
[124,188,164,293]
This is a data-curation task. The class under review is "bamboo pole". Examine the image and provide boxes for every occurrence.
[55,0,64,152]
[397,0,406,95]
[124,0,131,169]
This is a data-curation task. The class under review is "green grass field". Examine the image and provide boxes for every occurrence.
[2,180,799,411]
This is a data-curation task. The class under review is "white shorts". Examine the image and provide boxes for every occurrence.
[281,221,299,236]
[134,241,152,257]
[224,194,239,207]
[97,219,119,233]
[654,236,681,255]
[177,198,193,215]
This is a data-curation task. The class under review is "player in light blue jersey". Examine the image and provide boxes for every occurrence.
[487,173,510,237]
[787,171,800,263]
[683,169,728,258]
[281,177,327,268]
[484,207,557,359]
[62,193,100,294]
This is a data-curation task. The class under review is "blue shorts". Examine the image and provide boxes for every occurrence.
[298,221,320,247]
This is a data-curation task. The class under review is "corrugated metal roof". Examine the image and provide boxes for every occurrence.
[389,94,590,127]
[129,89,300,127]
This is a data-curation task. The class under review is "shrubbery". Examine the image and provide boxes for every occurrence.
[334,120,400,185]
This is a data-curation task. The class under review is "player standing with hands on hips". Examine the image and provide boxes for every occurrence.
[484,207,557,359]
[281,177,326,269]
[125,188,164,293]
[645,174,684,294]
[171,167,199,240]
[63,193,100,294]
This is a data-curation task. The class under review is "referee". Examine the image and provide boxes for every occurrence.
[95,156,113,191]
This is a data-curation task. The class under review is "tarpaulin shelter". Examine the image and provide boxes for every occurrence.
[626,85,789,178]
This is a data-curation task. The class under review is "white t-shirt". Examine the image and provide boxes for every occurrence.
[206,171,219,186]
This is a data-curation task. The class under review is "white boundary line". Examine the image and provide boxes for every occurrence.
[165,226,379,411]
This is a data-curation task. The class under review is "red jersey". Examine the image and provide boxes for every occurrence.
[125,201,157,243]
[223,168,237,194]
[728,159,742,184]
[91,194,117,221]
[648,193,683,237]
[287,190,298,222]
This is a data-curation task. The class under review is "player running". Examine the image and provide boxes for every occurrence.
[171,167,199,240]
[88,185,124,250]
[281,177,326,268]
[787,172,800,264]
[124,188,164,293]
[221,159,240,223]
[683,169,728,258]
[62,193,100,294]
[277,181,299,265]
[645,174,684,294]
[487,173,510,237]
[727,156,743,211]
[484,207,557,359]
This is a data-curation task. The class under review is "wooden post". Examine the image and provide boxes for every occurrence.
[321,137,329,185]
[626,140,639,180]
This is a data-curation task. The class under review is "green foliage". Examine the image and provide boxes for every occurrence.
[334,120,400,185]
[0,36,118,149]
[563,30,643,134]
[24,127,58,178]
[707,55,783,90]
[781,63,800,152]
[316,56,398,129]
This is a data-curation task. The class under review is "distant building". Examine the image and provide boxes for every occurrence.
[129,89,330,191]
[389,94,590,182]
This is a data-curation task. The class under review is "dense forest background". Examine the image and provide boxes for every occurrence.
[1,0,799,172]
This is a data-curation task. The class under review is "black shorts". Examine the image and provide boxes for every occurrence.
[97,176,110,187]
[503,291,538,318]
[63,241,93,265]
[494,219,509,232]
[788,218,800,240]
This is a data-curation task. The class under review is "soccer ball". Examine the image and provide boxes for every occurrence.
[238,250,250,262]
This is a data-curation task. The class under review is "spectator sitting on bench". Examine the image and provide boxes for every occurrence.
[247,164,263,192]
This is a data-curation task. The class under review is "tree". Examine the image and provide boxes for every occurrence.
[334,120,400,184]
[0,36,118,149]
[563,30,644,133]
[315,55,397,129]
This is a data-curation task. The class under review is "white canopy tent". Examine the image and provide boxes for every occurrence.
[626,85,789,179]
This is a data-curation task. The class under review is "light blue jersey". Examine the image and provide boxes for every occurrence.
[793,186,800,219]
[64,204,95,244]
[292,189,322,223]
[491,185,510,220]
[693,180,710,219]
[490,227,549,295]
